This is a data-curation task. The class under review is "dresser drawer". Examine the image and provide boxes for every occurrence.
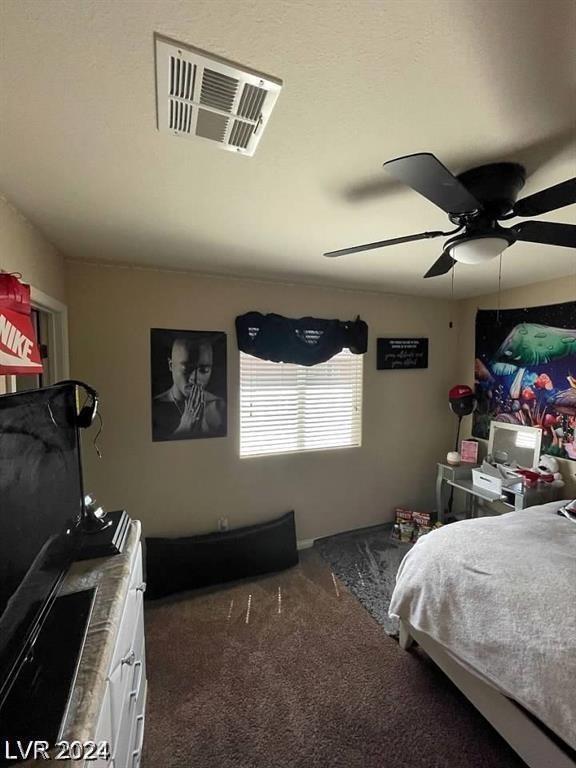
[128,545,143,591]
[109,593,144,721]
[109,546,144,676]
[127,678,147,768]
[109,605,145,768]
[88,684,113,768]
[125,626,145,732]
[122,627,146,768]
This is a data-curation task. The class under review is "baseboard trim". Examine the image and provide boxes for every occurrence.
[297,538,315,550]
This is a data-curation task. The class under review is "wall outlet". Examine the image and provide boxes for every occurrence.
[218,517,229,532]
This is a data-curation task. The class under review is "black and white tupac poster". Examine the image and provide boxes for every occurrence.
[151,329,227,441]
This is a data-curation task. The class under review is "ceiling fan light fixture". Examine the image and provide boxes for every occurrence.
[448,236,511,265]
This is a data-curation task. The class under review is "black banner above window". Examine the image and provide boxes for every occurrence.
[235,312,368,366]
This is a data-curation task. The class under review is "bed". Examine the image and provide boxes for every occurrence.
[389,500,576,768]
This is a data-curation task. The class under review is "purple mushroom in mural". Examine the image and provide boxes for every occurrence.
[495,413,522,424]
[552,387,576,416]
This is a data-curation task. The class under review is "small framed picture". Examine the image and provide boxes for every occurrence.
[460,439,479,464]
[377,338,428,370]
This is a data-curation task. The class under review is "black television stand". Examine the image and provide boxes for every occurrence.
[0,588,96,765]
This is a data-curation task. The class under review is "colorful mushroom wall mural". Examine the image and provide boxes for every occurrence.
[474,300,576,462]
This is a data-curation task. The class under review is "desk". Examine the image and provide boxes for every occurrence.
[436,463,558,522]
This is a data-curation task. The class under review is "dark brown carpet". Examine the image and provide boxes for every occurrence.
[142,549,526,768]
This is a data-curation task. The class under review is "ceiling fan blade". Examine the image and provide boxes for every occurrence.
[324,229,446,257]
[383,152,481,215]
[424,252,456,279]
[511,221,576,248]
[513,178,576,217]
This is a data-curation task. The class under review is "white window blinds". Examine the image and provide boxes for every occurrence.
[240,349,363,458]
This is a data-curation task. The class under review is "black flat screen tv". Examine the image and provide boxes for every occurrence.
[0,383,84,708]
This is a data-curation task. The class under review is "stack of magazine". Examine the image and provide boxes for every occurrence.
[77,510,131,560]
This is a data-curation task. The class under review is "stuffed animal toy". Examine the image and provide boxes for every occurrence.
[535,455,565,490]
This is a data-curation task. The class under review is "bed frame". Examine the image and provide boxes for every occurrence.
[399,620,576,768]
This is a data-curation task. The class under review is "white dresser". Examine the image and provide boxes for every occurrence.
[93,535,147,768]
[55,521,147,768]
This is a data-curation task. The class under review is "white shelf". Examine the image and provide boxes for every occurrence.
[447,478,506,504]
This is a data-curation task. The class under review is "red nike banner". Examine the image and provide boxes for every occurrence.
[0,273,43,375]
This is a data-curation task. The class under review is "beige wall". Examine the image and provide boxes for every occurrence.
[0,194,66,302]
[456,275,576,495]
[66,261,457,540]
[3,187,573,536]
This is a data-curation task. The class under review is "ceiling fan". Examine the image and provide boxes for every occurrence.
[324,153,576,278]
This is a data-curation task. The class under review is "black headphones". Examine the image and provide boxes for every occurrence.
[55,380,99,428]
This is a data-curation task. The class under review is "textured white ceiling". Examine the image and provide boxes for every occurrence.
[0,0,575,298]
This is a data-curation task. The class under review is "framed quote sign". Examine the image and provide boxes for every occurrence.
[377,338,429,370]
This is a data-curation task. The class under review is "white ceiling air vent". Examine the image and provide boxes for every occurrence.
[155,36,282,157]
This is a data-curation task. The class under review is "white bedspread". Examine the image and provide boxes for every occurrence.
[389,501,576,749]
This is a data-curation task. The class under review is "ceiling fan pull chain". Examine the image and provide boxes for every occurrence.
[497,253,503,324]
[449,263,456,329]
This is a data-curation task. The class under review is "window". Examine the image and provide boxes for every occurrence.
[240,349,363,458]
